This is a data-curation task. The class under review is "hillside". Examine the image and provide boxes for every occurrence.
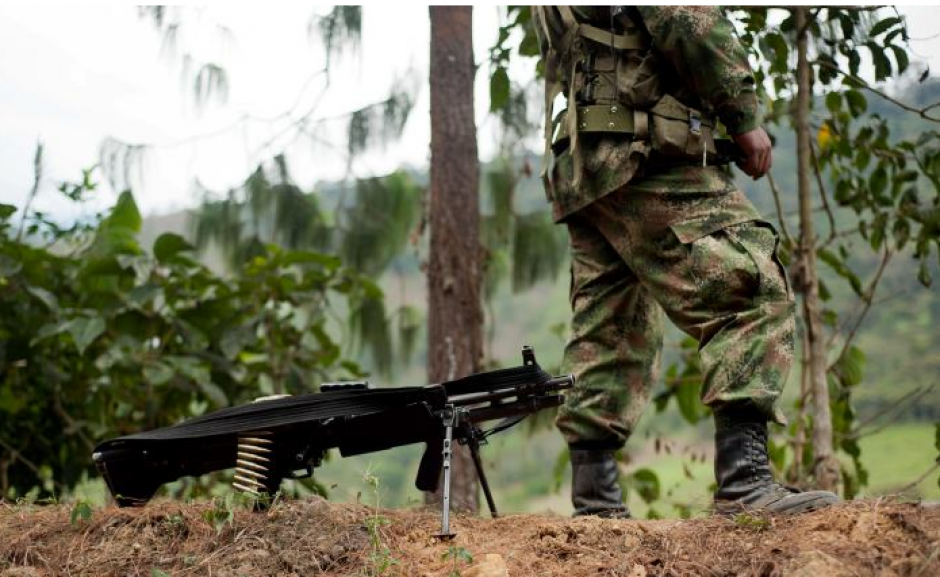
[1,498,938,576]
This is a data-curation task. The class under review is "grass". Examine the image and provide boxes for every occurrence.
[524,420,939,519]
[854,421,940,499]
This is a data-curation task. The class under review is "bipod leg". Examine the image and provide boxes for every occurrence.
[468,437,498,518]
[434,405,456,540]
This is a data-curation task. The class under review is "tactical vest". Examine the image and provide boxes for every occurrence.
[534,6,720,199]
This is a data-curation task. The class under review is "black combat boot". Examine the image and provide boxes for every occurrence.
[713,406,840,515]
[570,448,631,518]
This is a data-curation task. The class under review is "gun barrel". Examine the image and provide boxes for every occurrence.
[448,374,574,407]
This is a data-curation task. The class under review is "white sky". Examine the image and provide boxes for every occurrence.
[1,4,939,220]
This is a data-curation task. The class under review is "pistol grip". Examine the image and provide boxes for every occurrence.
[415,437,443,492]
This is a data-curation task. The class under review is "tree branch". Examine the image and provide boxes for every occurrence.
[829,247,893,369]
[813,59,940,123]
[766,171,795,248]
[0,436,64,492]
[811,142,838,246]
[840,384,936,440]
[897,460,940,494]
[16,143,43,242]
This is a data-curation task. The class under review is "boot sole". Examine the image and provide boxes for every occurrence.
[714,494,839,516]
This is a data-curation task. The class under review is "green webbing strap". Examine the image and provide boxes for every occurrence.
[577,23,647,50]
[557,6,648,51]
[541,53,562,201]
[566,57,583,189]
[538,6,650,199]
[554,104,637,143]
[557,6,578,28]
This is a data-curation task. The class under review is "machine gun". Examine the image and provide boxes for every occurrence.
[93,346,573,537]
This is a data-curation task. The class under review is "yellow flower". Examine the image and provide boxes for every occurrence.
[817,122,833,150]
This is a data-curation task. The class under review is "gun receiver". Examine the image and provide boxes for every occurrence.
[93,346,573,537]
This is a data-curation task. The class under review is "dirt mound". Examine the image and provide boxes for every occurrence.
[1,498,937,576]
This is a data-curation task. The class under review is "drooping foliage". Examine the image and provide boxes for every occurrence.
[191,159,423,376]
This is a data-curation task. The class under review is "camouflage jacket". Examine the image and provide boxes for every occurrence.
[545,6,761,222]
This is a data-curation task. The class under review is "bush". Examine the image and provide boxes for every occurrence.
[0,191,377,499]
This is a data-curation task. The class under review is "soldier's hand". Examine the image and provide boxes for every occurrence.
[732,127,772,180]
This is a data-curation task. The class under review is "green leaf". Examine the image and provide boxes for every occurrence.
[153,233,194,263]
[197,380,229,407]
[764,33,789,70]
[893,218,910,249]
[918,259,932,287]
[675,380,703,424]
[0,255,23,276]
[871,224,885,251]
[834,346,865,387]
[629,468,661,503]
[0,203,15,220]
[933,422,939,453]
[890,45,909,74]
[845,90,867,116]
[849,50,861,76]
[869,16,901,38]
[26,286,59,311]
[151,569,170,577]
[283,250,342,269]
[67,316,106,354]
[31,320,70,345]
[127,285,163,309]
[237,351,269,365]
[143,361,174,386]
[868,42,892,81]
[869,167,888,199]
[490,66,510,112]
[838,13,855,39]
[518,29,540,56]
[70,501,93,524]
[104,191,142,233]
[817,248,862,296]
[0,385,26,414]
[552,446,569,492]
[825,92,841,114]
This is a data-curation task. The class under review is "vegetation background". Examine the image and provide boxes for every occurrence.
[0,5,938,520]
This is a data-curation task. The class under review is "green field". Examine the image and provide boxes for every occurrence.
[299,419,940,519]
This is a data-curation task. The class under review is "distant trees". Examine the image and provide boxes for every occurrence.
[106,7,426,377]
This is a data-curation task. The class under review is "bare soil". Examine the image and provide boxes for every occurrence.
[1,498,938,577]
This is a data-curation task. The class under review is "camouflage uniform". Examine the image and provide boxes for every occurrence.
[548,7,795,449]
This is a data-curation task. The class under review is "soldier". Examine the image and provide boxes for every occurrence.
[533,6,840,516]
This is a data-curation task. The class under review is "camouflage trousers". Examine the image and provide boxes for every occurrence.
[555,183,796,449]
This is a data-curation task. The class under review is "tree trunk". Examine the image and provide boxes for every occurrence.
[426,5,482,513]
[794,7,840,492]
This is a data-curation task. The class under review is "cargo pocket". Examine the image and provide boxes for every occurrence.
[666,217,777,309]
[671,219,791,308]
[737,220,792,301]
